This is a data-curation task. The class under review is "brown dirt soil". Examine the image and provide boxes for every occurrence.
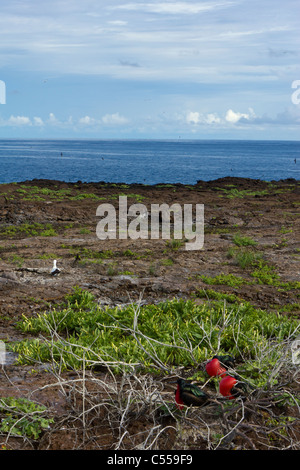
[0,177,299,451]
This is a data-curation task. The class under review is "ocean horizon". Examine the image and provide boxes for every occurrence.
[0,138,299,185]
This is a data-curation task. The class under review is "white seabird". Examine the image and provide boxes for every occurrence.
[50,259,61,276]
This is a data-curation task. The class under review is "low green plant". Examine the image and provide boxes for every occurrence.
[250,260,280,285]
[0,222,57,238]
[0,397,54,439]
[11,288,299,385]
[107,262,118,276]
[8,254,24,267]
[193,288,242,303]
[216,187,268,199]
[233,233,257,247]
[165,239,184,250]
[38,253,58,260]
[227,247,262,269]
[199,273,248,287]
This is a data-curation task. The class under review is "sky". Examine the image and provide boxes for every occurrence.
[0,0,299,140]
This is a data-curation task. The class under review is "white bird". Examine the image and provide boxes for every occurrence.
[50,259,61,276]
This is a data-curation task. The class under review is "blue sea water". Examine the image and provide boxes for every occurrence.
[0,139,299,185]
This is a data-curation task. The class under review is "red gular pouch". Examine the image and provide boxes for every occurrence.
[219,375,238,399]
[205,357,227,378]
[175,386,185,410]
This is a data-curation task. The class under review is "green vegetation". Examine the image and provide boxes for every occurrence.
[106,262,119,276]
[193,288,242,304]
[10,288,299,386]
[0,397,54,439]
[216,184,296,199]
[199,273,247,288]
[109,193,145,203]
[227,246,261,269]
[15,185,106,202]
[77,248,114,260]
[198,263,300,291]
[7,254,24,267]
[233,233,257,247]
[38,253,58,260]
[0,222,57,238]
[216,187,269,199]
[165,239,184,250]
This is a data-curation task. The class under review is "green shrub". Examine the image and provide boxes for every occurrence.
[0,397,54,439]
[11,288,299,384]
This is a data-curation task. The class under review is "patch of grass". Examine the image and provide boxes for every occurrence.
[107,262,119,276]
[109,193,145,203]
[119,271,135,276]
[148,263,159,276]
[8,254,24,267]
[0,397,54,439]
[122,249,139,258]
[38,253,58,260]
[250,260,280,285]
[161,258,174,266]
[165,239,184,250]
[279,226,293,234]
[193,288,242,303]
[69,193,105,201]
[199,273,248,288]
[16,185,106,202]
[227,247,262,269]
[233,233,257,247]
[78,248,115,260]
[216,187,269,199]
[40,227,57,237]
[0,222,57,238]
[11,288,299,384]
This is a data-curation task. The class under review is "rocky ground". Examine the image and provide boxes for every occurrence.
[0,176,299,450]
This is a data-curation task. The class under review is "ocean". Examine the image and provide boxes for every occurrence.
[0,139,299,185]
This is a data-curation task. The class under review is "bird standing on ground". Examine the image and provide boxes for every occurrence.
[50,259,60,276]
[219,374,254,399]
[205,358,227,378]
[205,355,235,378]
[175,378,211,409]
[213,354,235,368]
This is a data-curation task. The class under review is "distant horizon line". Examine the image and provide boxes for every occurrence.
[0,137,299,143]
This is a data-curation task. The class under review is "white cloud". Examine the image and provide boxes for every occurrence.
[225,108,255,124]
[33,116,44,126]
[48,112,58,123]
[205,113,221,124]
[186,111,221,125]
[102,112,129,125]
[110,2,234,15]
[107,20,127,26]
[186,111,201,124]
[79,115,96,125]
[8,115,31,126]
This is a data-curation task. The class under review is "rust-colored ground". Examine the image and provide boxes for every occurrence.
[0,177,299,450]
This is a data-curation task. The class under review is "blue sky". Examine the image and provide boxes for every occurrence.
[0,0,299,139]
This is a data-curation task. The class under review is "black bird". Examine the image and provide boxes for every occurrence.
[175,379,211,409]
